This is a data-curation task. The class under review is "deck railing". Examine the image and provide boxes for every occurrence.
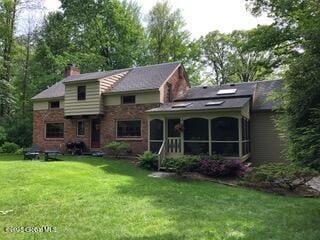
[167,137,181,153]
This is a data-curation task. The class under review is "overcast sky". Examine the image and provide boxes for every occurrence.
[44,0,272,38]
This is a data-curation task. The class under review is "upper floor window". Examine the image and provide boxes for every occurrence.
[77,86,86,100]
[49,101,60,109]
[122,95,135,104]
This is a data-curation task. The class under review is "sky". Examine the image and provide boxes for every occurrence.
[44,0,272,38]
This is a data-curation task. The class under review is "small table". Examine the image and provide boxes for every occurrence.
[44,150,61,161]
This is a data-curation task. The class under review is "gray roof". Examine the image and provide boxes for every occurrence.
[176,82,257,101]
[32,62,181,100]
[109,62,181,92]
[252,80,283,110]
[174,80,282,111]
[31,80,65,100]
[63,69,129,83]
[147,98,250,113]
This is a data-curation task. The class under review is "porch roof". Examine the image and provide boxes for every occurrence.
[146,97,250,113]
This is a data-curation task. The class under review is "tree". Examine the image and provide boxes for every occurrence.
[199,30,277,85]
[247,0,320,169]
[146,1,190,64]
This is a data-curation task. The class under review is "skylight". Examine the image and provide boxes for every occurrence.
[172,103,191,108]
[205,101,224,106]
[217,89,237,95]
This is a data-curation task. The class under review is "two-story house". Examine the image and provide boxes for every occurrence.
[32,62,285,165]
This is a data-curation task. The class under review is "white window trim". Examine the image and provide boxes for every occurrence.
[77,120,85,136]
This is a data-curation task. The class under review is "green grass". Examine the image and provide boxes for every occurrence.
[0,154,319,240]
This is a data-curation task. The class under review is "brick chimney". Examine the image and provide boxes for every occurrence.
[64,64,80,77]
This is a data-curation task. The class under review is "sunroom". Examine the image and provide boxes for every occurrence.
[146,97,251,167]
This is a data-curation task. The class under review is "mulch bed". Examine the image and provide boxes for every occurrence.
[178,172,320,198]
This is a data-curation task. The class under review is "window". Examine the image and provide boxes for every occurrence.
[46,123,64,138]
[122,95,135,104]
[77,121,85,136]
[117,120,141,138]
[150,119,163,153]
[211,117,239,157]
[49,101,60,109]
[217,89,237,95]
[205,101,224,106]
[77,86,86,100]
[172,103,191,108]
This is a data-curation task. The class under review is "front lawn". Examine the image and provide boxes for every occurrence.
[0,154,319,240]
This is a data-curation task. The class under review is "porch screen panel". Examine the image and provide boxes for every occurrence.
[184,118,209,155]
[150,119,163,153]
[242,117,250,155]
[211,117,239,157]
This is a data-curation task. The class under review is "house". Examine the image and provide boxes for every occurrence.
[32,62,285,165]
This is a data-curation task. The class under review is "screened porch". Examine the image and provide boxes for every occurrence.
[148,113,250,160]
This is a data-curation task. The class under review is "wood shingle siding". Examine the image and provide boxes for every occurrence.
[250,111,285,165]
[64,82,102,116]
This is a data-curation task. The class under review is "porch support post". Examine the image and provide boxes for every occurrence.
[147,118,151,151]
[208,118,212,156]
[238,117,243,158]
[180,117,184,154]
[163,117,167,152]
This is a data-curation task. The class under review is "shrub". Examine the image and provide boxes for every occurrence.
[15,148,24,155]
[138,151,158,170]
[1,142,20,153]
[0,126,6,145]
[165,155,200,174]
[104,141,130,157]
[244,163,319,190]
[199,156,251,178]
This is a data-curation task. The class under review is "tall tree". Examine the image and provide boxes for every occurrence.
[247,0,320,169]
[146,0,190,64]
[199,30,278,85]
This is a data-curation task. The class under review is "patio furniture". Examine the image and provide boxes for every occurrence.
[44,149,62,161]
[65,140,86,155]
[23,144,40,160]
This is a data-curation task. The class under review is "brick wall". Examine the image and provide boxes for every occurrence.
[163,67,190,102]
[101,103,160,155]
[33,109,91,152]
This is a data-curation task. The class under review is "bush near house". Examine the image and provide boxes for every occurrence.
[243,163,319,191]
[165,155,201,174]
[138,151,158,170]
[199,156,251,178]
[104,141,130,158]
[0,142,20,153]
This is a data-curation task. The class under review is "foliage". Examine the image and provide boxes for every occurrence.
[0,126,6,145]
[138,151,158,170]
[199,30,278,84]
[165,155,200,174]
[247,0,320,169]
[244,163,318,190]
[104,141,130,158]
[15,148,24,155]
[2,115,32,147]
[1,141,19,153]
[199,155,251,178]
[146,0,190,64]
